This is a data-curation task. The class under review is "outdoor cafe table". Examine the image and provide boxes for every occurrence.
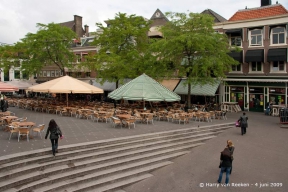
[1,116,18,124]
[15,122,36,128]
[116,114,131,120]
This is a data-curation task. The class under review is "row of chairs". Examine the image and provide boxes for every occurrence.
[8,123,45,142]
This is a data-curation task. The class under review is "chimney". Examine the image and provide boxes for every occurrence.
[261,0,272,7]
[84,25,89,37]
[74,15,83,38]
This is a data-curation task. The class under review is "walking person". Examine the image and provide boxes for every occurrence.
[217,147,233,184]
[226,140,234,174]
[238,112,248,135]
[45,119,63,156]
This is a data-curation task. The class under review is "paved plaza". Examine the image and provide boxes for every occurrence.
[1,107,287,192]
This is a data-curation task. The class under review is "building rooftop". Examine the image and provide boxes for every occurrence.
[201,9,227,23]
[229,4,288,21]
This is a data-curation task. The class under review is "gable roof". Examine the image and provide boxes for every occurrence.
[201,9,227,23]
[59,20,74,29]
[150,8,169,21]
[229,4,288,21]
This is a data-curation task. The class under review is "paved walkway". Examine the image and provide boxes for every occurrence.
[1,107,287,192]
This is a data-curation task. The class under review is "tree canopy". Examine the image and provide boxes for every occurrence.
[86,12,173,87]
[1,23,77,76]
[151,12,239,107]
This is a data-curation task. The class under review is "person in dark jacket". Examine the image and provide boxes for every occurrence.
[226,140,235,174]
[217,147,233,184]
[45,119,63,156]
[0,98,5,112]
[238,112,248,135]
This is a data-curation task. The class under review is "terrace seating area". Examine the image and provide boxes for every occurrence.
[6,98,230,130]
[0,110,40,142]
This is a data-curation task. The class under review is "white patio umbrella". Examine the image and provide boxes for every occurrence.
[27,75,103,106]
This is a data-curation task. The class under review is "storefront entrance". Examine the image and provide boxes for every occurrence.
[230,87,244,110]
[249,87,264,112]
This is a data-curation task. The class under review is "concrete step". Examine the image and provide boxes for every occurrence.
[0,139,206,190]
[0,123,233,192]
[0,130,221,173]
[38,161,173,192]
[0,123,234,165]
[10,151,188,192]
[86,173,153,192]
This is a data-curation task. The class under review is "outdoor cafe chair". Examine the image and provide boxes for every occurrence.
[18,126,30,142]
[178,115,189,124]
[8,124,19,140]
[32,124,45,139]
[122,118,136,129]
[145,114,154,125]
[111,117,122,128]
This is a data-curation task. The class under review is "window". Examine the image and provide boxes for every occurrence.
[250,29,262,46]
[38,71,43,77]
[43,71,47,77]
[251,62,262,72]
[55,71,60,77]
[86,72,91,77]
[76,72,82,78]
[231,37,241,46]
[14,70,20,79]
[47,71,51,77]
[271,27,285,44]
[76,54,81,63]
[51,71,55,77]
[231,64,241,72]
[271,61,285,72]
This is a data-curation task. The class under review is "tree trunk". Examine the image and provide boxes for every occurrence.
[116,80,119,89]
[188,82,191,109]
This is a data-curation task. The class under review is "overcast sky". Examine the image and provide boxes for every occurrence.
[1,0,287,45]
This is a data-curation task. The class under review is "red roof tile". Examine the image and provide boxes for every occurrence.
[229,4,288,21]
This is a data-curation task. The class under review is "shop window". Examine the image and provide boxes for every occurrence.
[47,71,51,77]
[249,29,262,46]
[271,27,285,45]
[250,62,262,72]
[230,36,241,46]
[55,71,60,77]
[43,71,47,77]
[51,71,55,77]
[271,61,285,72]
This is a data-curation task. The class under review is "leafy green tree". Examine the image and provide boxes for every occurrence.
[151,12,239,108]
[2,23,77,76]
[86,12,171,88]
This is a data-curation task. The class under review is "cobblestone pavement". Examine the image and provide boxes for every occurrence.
[1,107,287,192]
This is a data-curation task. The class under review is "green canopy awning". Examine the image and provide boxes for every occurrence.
[108,73,181,102]
[174,80,220,96]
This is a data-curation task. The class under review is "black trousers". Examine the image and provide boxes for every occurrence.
[241,127,246,135]
[50,139,59,153]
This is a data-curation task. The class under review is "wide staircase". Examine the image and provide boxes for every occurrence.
[0,123,233,192]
